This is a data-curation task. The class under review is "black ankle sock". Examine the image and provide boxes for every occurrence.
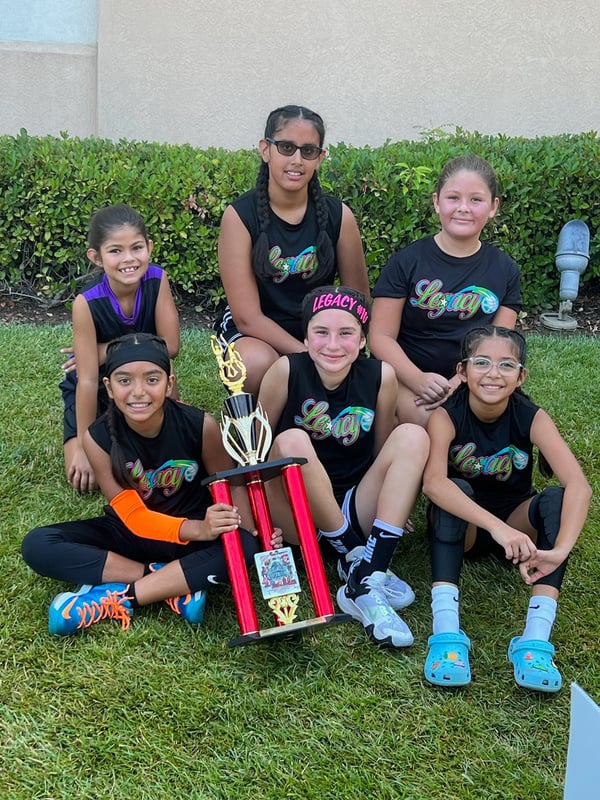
[319,521,363,555]
[126,583,140,608]
[354,521,402,581]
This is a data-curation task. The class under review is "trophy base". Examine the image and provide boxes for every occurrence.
[228,613,352,648]
[202,457,308,487]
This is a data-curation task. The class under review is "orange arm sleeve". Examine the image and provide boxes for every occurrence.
[109,489,188,545]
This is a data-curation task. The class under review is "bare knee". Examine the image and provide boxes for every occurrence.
[386,423,430,463]
[234,339,279,395]
[396,385,432,427]
[271,429,314,459]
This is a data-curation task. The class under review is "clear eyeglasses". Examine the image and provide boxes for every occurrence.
[463,356,523,375]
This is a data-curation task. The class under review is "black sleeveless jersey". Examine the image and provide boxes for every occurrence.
[89,399,212,519]
[81,264,163,343]
[276,352,381,503]
[444,389,539,511]
[233,190,343,340]
[79,264,164,386]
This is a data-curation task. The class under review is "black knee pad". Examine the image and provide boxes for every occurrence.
[430,479,474,544]
[527,486,568,590]
[528,486,564,549]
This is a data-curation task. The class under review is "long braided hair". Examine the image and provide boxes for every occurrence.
[252,105,335,285]
[105,398,137,488]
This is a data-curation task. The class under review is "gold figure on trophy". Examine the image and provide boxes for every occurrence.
[210,335,246,395]
[211,335,272,466]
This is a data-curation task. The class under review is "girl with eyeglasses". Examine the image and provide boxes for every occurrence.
[421,325,591,691]
[215,105,370,396]
[23,333,282,637]
[369,155,522,427]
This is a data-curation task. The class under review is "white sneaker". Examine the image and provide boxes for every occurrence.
[336,569,414,648]
[337,546,415,610]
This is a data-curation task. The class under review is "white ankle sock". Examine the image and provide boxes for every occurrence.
[431,584,460,635]
[521,595,557,642]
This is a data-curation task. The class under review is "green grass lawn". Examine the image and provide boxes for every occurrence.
[1,324,598,800]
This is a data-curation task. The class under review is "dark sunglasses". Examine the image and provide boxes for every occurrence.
[265,137,323,160]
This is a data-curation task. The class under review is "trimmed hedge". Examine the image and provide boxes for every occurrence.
[1,128,598,311]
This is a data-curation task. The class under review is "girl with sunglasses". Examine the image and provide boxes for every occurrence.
[215,105,370,395]
[422,325,590,691]
[369,155,522,427]
[23,333,281,636]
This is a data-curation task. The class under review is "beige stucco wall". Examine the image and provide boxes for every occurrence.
[3,1,599,147]
[1,41,97,138]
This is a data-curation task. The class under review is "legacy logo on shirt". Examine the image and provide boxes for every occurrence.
[450,443,528,481]
[410,279,499,320]
[127,458,199,498]
[294,399,374,445]
[270,245,318,283]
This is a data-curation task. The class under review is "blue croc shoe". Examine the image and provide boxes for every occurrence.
[424,630,471,687]
[508,637,562,693]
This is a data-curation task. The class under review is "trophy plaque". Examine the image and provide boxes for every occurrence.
[203,336,349,647]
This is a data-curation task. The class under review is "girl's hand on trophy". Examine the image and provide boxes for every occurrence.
[183,504,242,541]
[248,526,283,548]
[270,527,284,549]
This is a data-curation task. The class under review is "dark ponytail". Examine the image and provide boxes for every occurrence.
[105,400,138,489]
[307,172,335,284]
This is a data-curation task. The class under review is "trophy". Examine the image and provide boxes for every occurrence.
[203,336,349,647]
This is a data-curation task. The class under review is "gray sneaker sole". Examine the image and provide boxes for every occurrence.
[336,585,414,648]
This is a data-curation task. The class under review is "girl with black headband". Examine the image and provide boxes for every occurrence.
[422,326,590,691]
[214,105,370,396]
[23,333,281,636]
[258,286,430,649]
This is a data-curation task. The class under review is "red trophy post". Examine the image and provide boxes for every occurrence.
[203,336,349,647]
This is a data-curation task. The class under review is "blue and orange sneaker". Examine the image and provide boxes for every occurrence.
[49,583,133,636]
[164,591,207,624]
[148,563,207,624]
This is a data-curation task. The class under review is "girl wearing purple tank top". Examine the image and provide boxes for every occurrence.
[60,204,180,494]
